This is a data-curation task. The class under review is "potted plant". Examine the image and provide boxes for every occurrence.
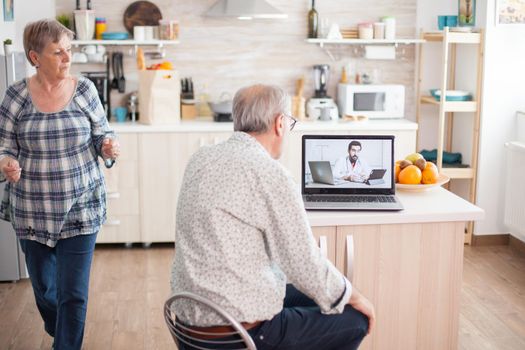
[56,14,72,30]
[3,39,13,55]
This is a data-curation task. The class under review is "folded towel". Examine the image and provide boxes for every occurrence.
[420,149,462,164]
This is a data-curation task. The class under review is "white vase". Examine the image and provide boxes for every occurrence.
[3,44,13,55]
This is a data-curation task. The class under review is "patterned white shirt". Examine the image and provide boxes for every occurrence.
[171,132,352,326]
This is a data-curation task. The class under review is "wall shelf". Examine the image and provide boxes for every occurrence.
[72,39,179,49]
[306,38,425,48]
[420,96,478,112]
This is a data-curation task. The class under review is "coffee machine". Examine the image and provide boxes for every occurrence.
[306,64,339,121]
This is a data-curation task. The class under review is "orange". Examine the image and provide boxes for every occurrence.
[421,162,439,184]
[398,165,422,185]
[394,161,401,183]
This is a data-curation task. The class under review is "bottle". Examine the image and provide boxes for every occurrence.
[307,0,318,39]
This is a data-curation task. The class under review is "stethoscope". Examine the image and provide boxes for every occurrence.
[345,156,358,173]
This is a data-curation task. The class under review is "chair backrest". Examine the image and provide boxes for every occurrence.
[164,292,257,350]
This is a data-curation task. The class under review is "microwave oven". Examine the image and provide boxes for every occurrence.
[337,84,405,119]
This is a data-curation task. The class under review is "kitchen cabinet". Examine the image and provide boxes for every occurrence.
[333,222,464,350]
[138,132,231,243]
[97,133,140,243]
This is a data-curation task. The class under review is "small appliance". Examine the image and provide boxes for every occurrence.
[337,84,405,119]
[306,64,339,121]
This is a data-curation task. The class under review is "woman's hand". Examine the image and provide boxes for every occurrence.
[0,157,22,183]
[348,287,376,335]
[101,137,120,161]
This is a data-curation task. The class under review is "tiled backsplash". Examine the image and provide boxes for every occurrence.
[57,0,417,118]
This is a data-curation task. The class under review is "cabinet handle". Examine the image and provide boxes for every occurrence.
[346,234,354,282]
[104,219,121,226]
[199,138,206,147]
[319,235,328,258]
[107,192,121,199]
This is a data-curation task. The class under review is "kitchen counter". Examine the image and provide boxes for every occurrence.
[109,118,418,133]
[307,186,484,226]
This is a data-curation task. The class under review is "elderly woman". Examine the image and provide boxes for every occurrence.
[0,19,119,349]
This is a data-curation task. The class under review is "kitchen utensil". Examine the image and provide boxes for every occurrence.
[430,89,472,101]
[209,92,233,115]
[117,53,126,93]
[128,92,139,122]
[123,1,163,35]
[74,10,95,40]
[292,77,305,120]
[101,32,129,40]
[111,52,119,89]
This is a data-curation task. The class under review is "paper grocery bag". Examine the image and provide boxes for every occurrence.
[138,70,180,124]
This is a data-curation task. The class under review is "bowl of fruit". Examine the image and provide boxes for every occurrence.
[395,153,450,191]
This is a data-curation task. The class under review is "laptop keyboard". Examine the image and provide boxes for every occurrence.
[305,195,396,203]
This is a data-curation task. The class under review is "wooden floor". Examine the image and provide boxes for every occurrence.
[0,244,524,349]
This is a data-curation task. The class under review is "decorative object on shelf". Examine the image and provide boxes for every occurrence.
[340,27,358,39]
[159,20,179,40]
[102,32,129,40]
[123,1,162,35]
[307,0,318,38]
[3,38,13,55]
[358,23,373,40]
[3,0,14,21]
[497,0,525,24]
[381,16,396,39]
[438,15,459,30]
[326,23,342,40]
[56,14,72,30]
[95,17,106,40]
[74,9,96,40]
[459,0,476,26]
[430,89,472,102]
[373,22,385,39]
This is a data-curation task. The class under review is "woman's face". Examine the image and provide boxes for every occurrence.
[33,34,72,80]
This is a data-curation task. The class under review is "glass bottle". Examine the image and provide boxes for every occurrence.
[308,0,318,38]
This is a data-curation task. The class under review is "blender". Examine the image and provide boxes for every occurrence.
[306,64,339,121]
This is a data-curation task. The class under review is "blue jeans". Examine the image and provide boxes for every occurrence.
[19,233,97,350]
[179,284,369,350]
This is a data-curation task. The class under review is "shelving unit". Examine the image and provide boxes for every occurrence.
[71,39,179,50]
[416,28,484,244]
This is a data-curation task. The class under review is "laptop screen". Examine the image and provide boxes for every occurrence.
[302,135,395,195]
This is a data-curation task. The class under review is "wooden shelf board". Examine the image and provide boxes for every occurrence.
[441,167,475,179]
[306,38,424,45]
[422,31,481,44]
[420,96,477,112]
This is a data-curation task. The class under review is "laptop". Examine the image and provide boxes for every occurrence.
[302,135,403,211]
[309,161,346,185]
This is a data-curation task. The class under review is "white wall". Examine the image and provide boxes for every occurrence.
[476,0,525,238]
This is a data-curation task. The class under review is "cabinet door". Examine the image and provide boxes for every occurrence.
[138,132,232,243]
[98,134,140,243]
[311,226,337,266]
[336,222,464,350]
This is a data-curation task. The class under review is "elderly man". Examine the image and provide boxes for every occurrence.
[171,84,375,350]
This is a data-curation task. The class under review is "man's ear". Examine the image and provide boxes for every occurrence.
[274,114,284,137]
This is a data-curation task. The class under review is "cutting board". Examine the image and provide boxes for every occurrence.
[123,1,163,34]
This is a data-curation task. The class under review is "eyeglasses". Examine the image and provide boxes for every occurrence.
[282,114,298,131]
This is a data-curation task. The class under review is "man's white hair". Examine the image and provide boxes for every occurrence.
[233,84,288,133]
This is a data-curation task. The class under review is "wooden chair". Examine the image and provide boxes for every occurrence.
[164,292,257,350]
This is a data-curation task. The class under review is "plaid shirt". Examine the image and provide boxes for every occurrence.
[0,76,112,247]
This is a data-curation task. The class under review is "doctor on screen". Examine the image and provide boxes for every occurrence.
[333,141,371,183]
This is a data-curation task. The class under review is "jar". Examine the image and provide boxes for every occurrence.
[358,23,373,40]
[159,20,179,40]
[95,17,106,40]
[382,16,396,40]
[373,22,385,39]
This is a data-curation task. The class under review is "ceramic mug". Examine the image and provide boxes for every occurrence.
[72,52,88,63]
[81,45,97,55]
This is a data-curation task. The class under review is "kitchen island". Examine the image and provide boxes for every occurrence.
[99,118,418,244]
[308,187,484,350]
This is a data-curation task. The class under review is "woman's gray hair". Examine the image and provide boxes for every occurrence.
[23,19,74,66]
[233,84,288,133]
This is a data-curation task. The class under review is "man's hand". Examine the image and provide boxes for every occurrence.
[102,138,121,161]
[0,157,22,183]
[348,287,375,335]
